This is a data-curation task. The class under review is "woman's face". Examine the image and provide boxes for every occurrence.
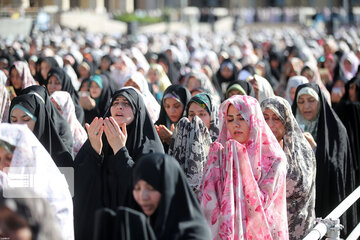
[10,68,22,89]
[133,179,161,217]
[124,78,141,92]
[78,65,90,79]
[290,87,297,102]
[89,81,102,99]
[110,96,134,126]
[0,146,13,171]
[40,61,51,80]
[343,59,353,73]
[301,70,313,82]
[10,108,36,132]
[186,77,200,92]
[324,58,335,71]
[228,89,243,98]
[263,109,285,142]
[188,102,211,129]
[164,98,183,123]
[220,66,233,79]
[47,75,62,95]
[349,83,358,102]
[248,78,259,100]
[297,94,319,121]
[226,104,250,144]
[100,58,111,71]
[147,69,159,84]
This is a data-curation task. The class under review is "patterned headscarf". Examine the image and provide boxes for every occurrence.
[51,91,87,157]
[261,96,316,239]
[199,95,288,239]
[0,123,74,240]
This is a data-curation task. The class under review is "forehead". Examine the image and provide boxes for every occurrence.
[227,104,240,115]
[188,102,205,112]
[164,98,180,105]
[113,95,128,102]
[298,94,316,100]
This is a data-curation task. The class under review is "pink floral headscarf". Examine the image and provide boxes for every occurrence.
[6,61,36,89]
[199,95,288,239]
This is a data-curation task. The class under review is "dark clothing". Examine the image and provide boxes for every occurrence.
[225,79,256,99]
[74,88,164,240]
[9,94,73,167]
[131,153,212,240]
[292,83,357,235]
[155,85,191,153]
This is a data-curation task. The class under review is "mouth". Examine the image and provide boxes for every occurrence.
[141,204,153,213]
[114,113,123,117]
[233,130,242,136]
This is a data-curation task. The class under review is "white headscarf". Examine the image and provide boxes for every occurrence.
[0,123,74,240]
[285,76,309,105]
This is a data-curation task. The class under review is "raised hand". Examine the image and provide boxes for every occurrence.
[157,124,174,144]
[85,117,104,155]
[104,117,127,155]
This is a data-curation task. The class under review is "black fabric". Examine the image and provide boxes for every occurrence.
[9,94,73,167]
[74,88,164,240]
[131,153,211,240]
[84,74,115,124]
[20,85,74,158]
[292,83,357,235]
[335,76,360,218]
[46,67,85,124]
[157,53,180,84]
[155,85,191,153]
[93,207,156,240]
[225,79,256,99]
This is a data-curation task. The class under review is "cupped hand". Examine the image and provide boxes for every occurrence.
[104,117,127,155]
[85,117,104,155]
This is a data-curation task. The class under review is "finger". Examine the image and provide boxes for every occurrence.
[109,117,121,133]
[105,118,116,134]
[97,125,104,138]
[85,123,90,133]
[95,118,104,133]
[171,124,174,132]
[121,123,127,137]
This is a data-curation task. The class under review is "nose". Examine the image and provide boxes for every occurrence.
[141,189,150,200]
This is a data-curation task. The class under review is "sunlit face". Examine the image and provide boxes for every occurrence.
[47,75,62,95]
[10,68,22,89]
[186,77,201,92]
[100,58,111,71]
[89,81,102,99]
[301,70,313,82]
[10,108,36,132]
[110,96,134,126]
[263,109,285,142]
[221,66,233,79]
[164,98,183,123]
[343,59,353,73]
[147,69,159,84]
[40,61,51,80]
[133,179,161,216]
[124,78,141,92]
[349,83,358,102]
[78,65,90,79]
[0,146,13,171]
[297,94,319,121]
[228,89,243,98]
[188,102,211,129]
[226,104,250,144]
[290,87,297,102]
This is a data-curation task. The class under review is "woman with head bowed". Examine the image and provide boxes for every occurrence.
[155,84,192,153]
[261,96,316,239]
[246,74,275,103]
[169,93,219,194]
[9,92,73,167]
[292,82,357,235]
[199,95,288,239]
[131,153,211,240]
[46,67,85,124]
[74,87,164,240]
[51,91,88,157]
[0,124,74,240]
[6,61,36,100]
[18,85,74,160]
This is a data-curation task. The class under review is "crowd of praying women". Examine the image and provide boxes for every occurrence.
[1,24,360,240]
